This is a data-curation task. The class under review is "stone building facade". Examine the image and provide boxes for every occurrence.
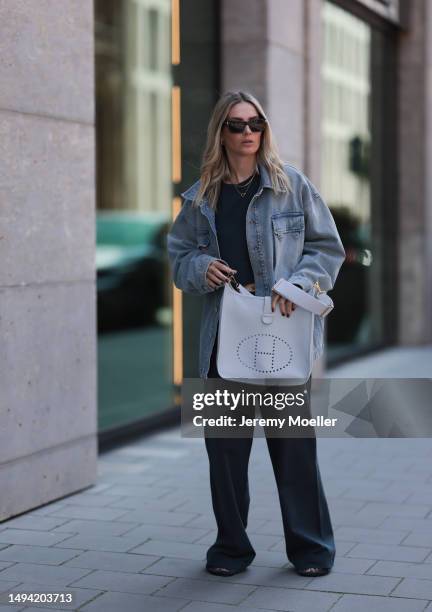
[1,0,431,519]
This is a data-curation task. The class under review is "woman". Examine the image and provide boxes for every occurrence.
[167,91,345,578]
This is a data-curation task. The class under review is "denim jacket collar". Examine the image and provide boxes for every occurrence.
[180,160,273,203]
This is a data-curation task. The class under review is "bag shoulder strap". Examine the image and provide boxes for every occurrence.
[271,278,334,317]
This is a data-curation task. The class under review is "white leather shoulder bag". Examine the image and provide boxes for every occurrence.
[216,277,334,386]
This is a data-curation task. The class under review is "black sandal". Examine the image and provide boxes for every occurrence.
[296,566,330,577]
[206,565,246,577]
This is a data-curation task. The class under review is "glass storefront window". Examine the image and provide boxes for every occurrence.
[321,1,397,363]
[94,0,173,432]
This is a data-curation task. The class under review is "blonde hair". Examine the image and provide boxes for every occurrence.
[192,90,292,209]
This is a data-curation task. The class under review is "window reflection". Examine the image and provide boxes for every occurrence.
[322,1,389,361]
[95,0,172,431]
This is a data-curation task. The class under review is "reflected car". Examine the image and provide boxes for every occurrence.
[96,212,170,333]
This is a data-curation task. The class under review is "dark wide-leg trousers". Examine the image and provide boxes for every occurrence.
[204,328,336,572]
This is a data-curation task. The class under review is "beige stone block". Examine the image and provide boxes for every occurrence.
[0,436,96,521]
[0,282,97,462]
[221,41,268,104]
[0,110,95,286]
[267,44,304,166]
[398,232,426,343]
[222,0,266,44]
[267,0,303,54]
[0,0,94,123]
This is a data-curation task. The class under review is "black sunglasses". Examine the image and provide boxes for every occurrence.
[223,117,267,134]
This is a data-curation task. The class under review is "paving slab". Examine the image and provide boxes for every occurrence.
[1,345,432,609]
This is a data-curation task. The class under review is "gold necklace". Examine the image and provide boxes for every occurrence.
[231,168,258,198]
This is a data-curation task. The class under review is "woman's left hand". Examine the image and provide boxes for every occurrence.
[271,283,302,317]
[271,291,296,317]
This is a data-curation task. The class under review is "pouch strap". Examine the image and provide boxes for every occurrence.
[271,278,334,317]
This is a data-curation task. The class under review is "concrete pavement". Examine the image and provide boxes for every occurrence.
[326,345,432,379]
[0,346,432,610]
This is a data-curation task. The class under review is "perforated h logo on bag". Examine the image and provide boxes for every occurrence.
[236,333,294,374]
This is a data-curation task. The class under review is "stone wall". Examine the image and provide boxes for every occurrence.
[0,1,97,520]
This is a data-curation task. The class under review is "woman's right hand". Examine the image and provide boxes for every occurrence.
[206,260,237,290]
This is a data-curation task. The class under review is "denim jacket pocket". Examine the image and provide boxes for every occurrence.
[271,212,305,238]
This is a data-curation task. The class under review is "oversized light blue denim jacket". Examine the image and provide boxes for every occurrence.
[167,161,346,378]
